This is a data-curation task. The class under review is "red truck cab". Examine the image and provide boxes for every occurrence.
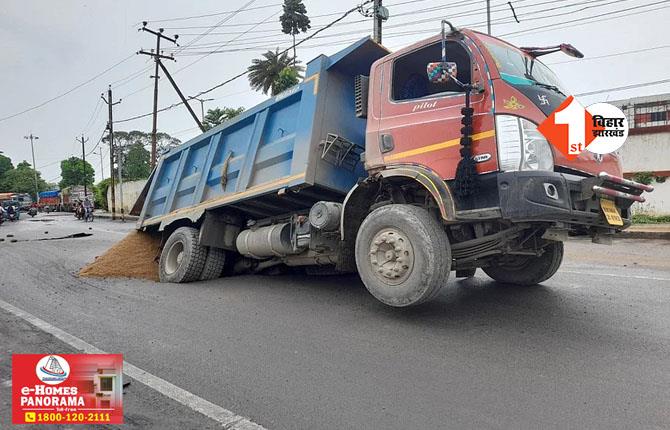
[337,26,652,305]
[354,27,649,232]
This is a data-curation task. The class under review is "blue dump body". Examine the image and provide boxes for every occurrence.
[39,191,60,199]
[137,38,389,229]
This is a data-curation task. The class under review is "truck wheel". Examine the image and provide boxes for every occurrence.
[355,204,451,307]
[159,227,208,283]
[483,241,564,286]
[200,247,226,281]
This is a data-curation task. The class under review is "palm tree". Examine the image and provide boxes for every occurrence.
[280,0,311,64]
[247,49,304,95]
[203,107,245,130]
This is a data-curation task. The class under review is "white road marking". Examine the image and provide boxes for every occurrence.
[2,380,11,387]
[0,298,266,430]
[560,270,670,283]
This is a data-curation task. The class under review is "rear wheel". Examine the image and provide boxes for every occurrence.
[200,247,227,281]
[159,227,208,283]
[355,204,451,307]
[483,241,564,286]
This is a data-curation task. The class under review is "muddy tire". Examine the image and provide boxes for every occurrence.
[355,204,451,307]
[200,247,227,281]
[483,241,564,286]
[159,227,208,283]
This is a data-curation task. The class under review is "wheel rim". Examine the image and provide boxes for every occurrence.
[368,227,415,286]
[165,241,185,275]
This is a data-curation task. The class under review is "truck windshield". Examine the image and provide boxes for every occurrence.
[483,40,569,96]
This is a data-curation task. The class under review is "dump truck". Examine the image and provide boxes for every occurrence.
[38,190,61,209]
[135,23,653,307]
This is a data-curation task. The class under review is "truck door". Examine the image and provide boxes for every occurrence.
[374,39,496,180]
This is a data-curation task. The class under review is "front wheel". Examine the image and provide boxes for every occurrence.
[355,204,451,307]
[483,241,564,286]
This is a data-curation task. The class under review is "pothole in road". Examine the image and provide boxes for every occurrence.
[1,232,93,243]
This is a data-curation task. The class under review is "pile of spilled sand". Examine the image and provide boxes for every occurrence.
[80,230,161,281]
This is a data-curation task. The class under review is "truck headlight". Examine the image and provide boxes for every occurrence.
[495,115,554,172]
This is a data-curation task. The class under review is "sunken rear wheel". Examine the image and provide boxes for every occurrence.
[159,227,208,283]
[355,204,451,307]
[483,241,564,286]
[200,247,227,281]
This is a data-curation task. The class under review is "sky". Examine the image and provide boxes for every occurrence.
[0,0,668,185]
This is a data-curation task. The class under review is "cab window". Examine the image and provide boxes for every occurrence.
[392,41,471,101]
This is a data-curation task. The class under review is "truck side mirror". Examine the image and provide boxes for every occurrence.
[426,61,458,84]
[559,43,584,58]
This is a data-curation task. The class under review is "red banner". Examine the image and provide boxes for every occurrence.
[12,354,123,424]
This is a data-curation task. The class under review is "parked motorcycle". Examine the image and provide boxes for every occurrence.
[6,206,17,222]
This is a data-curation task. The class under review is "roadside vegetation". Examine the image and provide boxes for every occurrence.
[632,214,670,224]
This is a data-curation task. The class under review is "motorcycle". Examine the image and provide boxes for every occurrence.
[74,205,84,220]
[28,207,37,217]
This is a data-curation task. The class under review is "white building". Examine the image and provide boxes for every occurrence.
[610,93,670,215]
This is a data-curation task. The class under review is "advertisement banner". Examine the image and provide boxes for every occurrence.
[12,354,123,425]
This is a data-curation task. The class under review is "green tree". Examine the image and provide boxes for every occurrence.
[59,156,95,189]
[0,154,13,178]
[103,130,182,161]
[122,143,151,180]
[274,67,300,94]
[248,49,303,95]
[203,107,245,131]
[2,161,48,198]
[280,0,311,64]
[94,178,112,210]
[0,154,14,191]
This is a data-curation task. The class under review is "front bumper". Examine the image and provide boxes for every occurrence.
[497,171,653,230]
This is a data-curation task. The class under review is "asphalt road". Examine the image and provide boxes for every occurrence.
[0,213,668,429]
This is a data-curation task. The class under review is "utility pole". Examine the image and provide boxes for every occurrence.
[117,145,125,222]
[189,96,214,122]
[76,134,89,197]
[373,0,383,43]
[139,22,180,168]
[23,134,40,204]
[363,0,388,44]
[101,85,121,220]
[95,148,105,179]
[374,0,390,44]
[486,0,492,35]
[138,27,205,149]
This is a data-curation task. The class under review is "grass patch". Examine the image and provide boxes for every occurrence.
[632,214,670,224]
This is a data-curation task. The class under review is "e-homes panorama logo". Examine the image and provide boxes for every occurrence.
[35,355,70,385]
[538,96,628,160]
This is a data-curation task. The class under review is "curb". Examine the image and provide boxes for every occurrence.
[619,230,670,240]
[94,212,139,221]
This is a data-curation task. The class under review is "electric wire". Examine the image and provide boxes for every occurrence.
[547,44,670,65]
[115,0,374,123]
[575,78,670,97]
[0,54,135,123]
[500,0,670,36]
[115,0,669,123]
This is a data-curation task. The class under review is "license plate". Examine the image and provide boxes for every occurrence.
[600,198,623,226]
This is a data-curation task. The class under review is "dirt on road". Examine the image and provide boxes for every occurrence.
[80,230,161,281]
